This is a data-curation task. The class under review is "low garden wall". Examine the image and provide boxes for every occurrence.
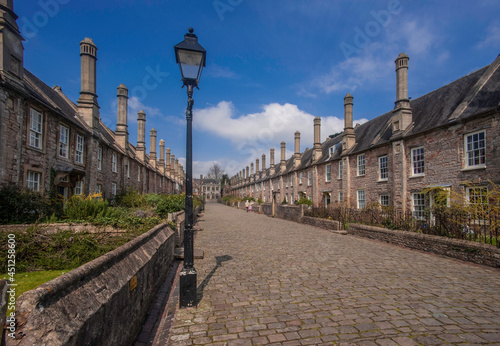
[300,216,340,230]
[0,223,126,234]
[276,204,305,222]
[6,223,176,346]
[260,203,272,216]
[348,223,500,268]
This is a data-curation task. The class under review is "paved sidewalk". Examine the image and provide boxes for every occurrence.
[165,203,500,345]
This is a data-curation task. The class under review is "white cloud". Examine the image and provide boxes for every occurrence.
[127,96,163,123]
[399,20,436,56]
[298,42,394,97]
[194,101,367,175]
[477,22,500,49]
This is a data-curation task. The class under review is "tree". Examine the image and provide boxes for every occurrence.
[207,163,225,181]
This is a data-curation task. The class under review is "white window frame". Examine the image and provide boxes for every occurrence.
[290,174,293,187]
[411,147,425,176]
[412,193,426,220]
[329,146,334,158]
[299,172,303,184]
[380,195,389,207]
[338,160,343,180]
[75,180,84,195]
[111,183,117,196]
[466,187,488,205]
[357,190,366,209]
[97,146,102,170]
[96,184,102,195]
[138,166,141,182]
[27,171,41,191]
[378,155,388,181]
[112,153,117,173]
[126,161,130,178]
[75,134,84,164]
[465,130,486,168]
[308,171,312,186]
[357,154,365,176]
[339,191,343,203]
[59,125,69,158]
[29,108,43,149]
[325,164,331,182]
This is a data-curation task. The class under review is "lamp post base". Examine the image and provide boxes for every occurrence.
[179,267,197,308]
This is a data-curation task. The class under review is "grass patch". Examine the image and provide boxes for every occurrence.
[1,270,68,300]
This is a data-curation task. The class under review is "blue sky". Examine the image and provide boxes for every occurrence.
[16,0,500,177]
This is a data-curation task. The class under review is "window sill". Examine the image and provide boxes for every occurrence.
[410,174,425,178]
[356,174,365,177]
[377,179,388,183]
[461,165,486,172]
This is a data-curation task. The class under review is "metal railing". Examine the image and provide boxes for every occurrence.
[305,206,500,247]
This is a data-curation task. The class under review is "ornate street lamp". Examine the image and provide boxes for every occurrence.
[174,28,206,308]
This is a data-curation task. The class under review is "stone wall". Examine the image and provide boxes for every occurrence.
[348,223,500,268]
[0,223,126,234]
[260,203,272,216]
[276,204,304,222]
[7,223,175,346]
[300,216,340,230]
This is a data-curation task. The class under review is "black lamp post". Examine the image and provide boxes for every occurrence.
[174,28,206,308]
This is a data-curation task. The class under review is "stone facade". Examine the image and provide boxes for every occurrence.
[231,53,500,215]
[0,3,183,199]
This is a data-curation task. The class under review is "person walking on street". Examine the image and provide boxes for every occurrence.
[245,200,249,212]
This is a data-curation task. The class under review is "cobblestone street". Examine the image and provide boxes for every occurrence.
[166,203,500,345]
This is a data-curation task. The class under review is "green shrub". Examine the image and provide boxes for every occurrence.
[114,189,147,209]
[257,198,263,204]
[0,185,51,224]
[243,196,255,202]
[295,198,312,206]
[63,194,113,221]
[155,194,185,217]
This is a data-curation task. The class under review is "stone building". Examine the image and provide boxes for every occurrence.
[0,1,184,199]
[231,52,500,215]
[198,175,220,201]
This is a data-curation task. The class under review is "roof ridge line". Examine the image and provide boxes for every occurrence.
[448,54,500,120]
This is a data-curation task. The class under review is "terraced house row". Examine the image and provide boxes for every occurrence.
[230,52,500,214]
[0,2,184,199]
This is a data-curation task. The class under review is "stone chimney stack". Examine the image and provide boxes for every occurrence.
[116,84,129,150]
[174,159,179,180]
[251,162,254,181]
[262,154,266,175]
[149,129,157,168]
[392,53,412,132]
[77,38,99,129]
[137,111,146,162]
[342,94,355,153]
[294,131,301,168]
[256,158,260,179]
[246,166,249,182]
[396,53,409,105]
[159,139,165,174]
[166,148,171,177]
[171,154,176,179]
[313,117,322,161]
[280,141,286,173]
[270,148,275,175]
[0,0,24,84]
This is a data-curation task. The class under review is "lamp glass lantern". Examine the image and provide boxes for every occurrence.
[174,28,207,86]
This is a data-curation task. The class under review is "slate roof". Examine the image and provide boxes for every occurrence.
[236,54,500,183]
[21,68,156,168]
